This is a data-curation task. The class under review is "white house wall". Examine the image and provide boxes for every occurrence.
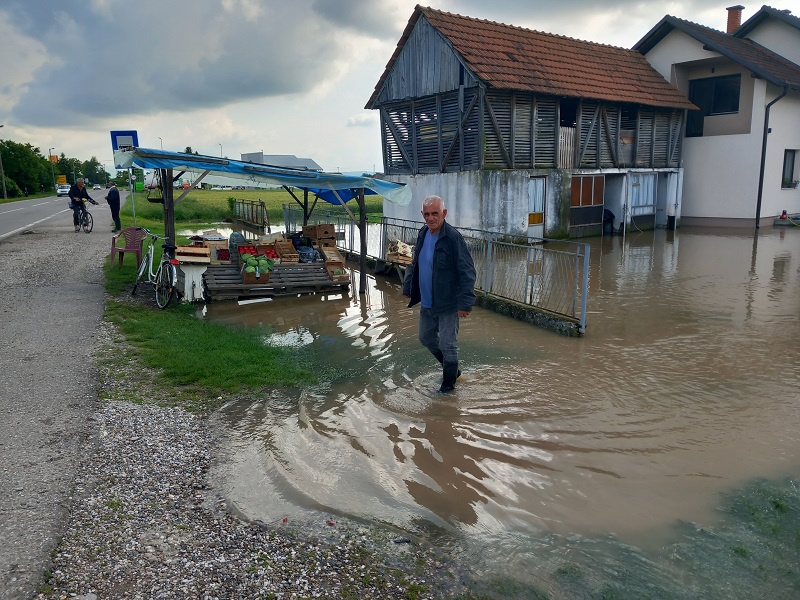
[743,18,800,65]
[643,29,723,82]
[762,89,800,219]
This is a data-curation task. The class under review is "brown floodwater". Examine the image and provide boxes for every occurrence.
[203,226,800,594]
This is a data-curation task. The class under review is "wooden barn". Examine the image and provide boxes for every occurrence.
[366,5,697,238]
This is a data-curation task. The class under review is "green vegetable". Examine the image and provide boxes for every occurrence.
[245,265,256,274]
[247,257,257,267]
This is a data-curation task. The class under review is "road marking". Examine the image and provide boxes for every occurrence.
[32,202,48,207]
[0,210,71,242]
[0,206,27,214]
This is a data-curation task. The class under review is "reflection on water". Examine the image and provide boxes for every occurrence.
[205,227,800,595]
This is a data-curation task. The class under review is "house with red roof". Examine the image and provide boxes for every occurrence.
[635,5,800,227]
[366,5,696,238]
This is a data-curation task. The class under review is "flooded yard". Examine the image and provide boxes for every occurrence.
[203,226,800,598]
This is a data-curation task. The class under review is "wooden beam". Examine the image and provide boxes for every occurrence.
[357,188,367,295]
[330,188,358,225]
[161,168,175,256]
[577,104,600,166]
[601,107,619,167]
[380,106,414,171]
[441,93,478,170]
[484,94,513,167]
[174,169,210,205]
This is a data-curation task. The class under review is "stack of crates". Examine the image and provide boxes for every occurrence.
[302,223,336,249]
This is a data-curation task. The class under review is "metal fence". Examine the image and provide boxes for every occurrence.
[282,205,589,332]
[233,199,272,231]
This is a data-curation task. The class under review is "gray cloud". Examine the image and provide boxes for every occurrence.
[5,0,371,127]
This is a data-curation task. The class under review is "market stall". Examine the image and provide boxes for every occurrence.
[113,147,410,299]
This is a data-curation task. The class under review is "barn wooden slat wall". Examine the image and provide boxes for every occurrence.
[379,90,684,174]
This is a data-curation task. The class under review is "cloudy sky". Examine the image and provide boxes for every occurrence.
[0,0,778,175]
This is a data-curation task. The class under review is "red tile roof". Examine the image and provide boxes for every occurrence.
[366,5,696,110]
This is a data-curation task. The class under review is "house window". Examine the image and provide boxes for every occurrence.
[782,150,797,189]
[686,74,741,137]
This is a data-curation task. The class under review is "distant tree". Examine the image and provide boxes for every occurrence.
[0,140,51,197]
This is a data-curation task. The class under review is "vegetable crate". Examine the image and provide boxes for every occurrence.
[242,270,270,284]
[203,239,229,263]
[326,262,349,281]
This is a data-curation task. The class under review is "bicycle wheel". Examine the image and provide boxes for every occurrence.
[131,248,151,296]
[82,211,93,233]
[154,261,177,309]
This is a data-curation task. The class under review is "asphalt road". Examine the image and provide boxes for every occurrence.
[0,200,118,599]
[0,190,109,241]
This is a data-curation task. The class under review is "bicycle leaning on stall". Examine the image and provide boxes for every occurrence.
[131,228,180,308]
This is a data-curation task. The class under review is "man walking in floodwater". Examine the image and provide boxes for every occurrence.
[403,195,476,393]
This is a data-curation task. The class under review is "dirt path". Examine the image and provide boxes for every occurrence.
[0,204,114,599]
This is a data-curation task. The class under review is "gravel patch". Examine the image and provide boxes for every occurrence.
[36,314,471,600]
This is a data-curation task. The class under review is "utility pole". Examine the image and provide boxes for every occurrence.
[48,147,56,192]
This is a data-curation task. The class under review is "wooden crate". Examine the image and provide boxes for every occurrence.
[203,239,229,262]
[313,239,336,249]
[175,246,211,264]
[386,252,412,265]
[320,247,344,264]
[275,240,299,262]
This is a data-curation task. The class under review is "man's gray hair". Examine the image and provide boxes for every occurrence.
[76,178,85,184]
[423,195,445,210]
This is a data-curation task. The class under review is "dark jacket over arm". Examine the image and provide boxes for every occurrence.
[403,220,476,315]
[68,184,93,203]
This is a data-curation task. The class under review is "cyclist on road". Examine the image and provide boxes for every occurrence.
[68,178,98,232]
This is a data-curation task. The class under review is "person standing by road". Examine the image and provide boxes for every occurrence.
[403,195,476,393]
[105,182,121,232]
[68,178,97,232]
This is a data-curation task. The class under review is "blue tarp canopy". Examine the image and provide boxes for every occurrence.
[113,147,410,206]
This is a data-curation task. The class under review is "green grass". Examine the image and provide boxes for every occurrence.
[105,301,316,394]
[121,187,384,225]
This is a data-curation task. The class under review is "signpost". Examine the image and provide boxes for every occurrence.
[111,130,139,226]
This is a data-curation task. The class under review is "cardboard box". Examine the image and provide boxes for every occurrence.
[314,239,336,248]
[316,223,335,239]
[242,270,271,285]
[326,262,349,281]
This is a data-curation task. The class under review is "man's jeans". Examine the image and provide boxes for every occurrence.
[418,307,460,363]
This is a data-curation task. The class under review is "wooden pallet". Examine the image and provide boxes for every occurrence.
[203,261,350,301]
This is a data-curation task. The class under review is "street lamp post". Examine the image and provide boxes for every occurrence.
[158,137,163,149]
[219,143,222,158]
[0,124,7,199]
[48,147,56,193]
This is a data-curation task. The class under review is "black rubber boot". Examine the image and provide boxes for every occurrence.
[432,350,461,379]
[439,361,459,393]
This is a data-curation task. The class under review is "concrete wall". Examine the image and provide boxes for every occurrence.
[384,168,682,238]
